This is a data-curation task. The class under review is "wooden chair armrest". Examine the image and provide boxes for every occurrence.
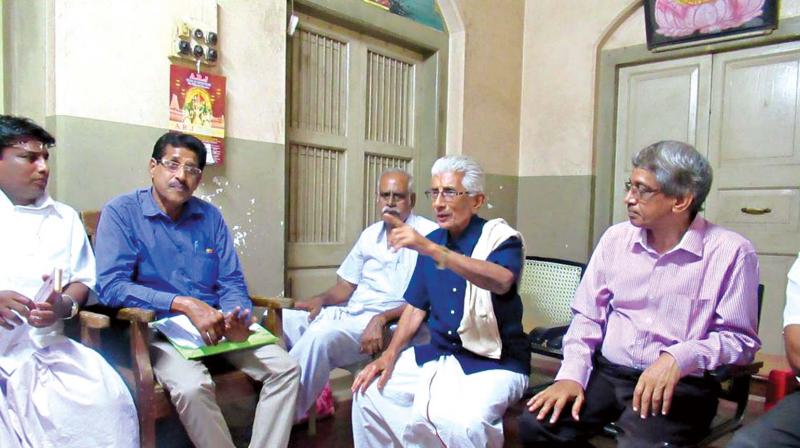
[78,310,110,350]
[117,307,156,323]
[79,310,111,329]
[251,295,295,309]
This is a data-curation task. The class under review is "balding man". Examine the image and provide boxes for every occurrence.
[283,168,437,422]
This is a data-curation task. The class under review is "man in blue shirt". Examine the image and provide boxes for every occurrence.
[95,132,300,448]
[350,155,530,447]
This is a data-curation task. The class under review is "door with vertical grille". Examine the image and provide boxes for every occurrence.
[286,12,437,299]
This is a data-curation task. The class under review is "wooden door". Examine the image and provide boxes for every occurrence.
[286,12,436,299]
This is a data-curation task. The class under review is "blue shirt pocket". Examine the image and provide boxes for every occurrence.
[193,252,220,287]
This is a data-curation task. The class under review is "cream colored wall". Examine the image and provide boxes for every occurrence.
[519,0,634,177]
[519,0,800,178]
[451,0,523,177]
[5,0,288,297]
[51,0,284,144]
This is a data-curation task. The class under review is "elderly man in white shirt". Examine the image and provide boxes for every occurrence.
[0,115,138,448]
[283,168,437,421]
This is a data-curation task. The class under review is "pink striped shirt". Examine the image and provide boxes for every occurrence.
[556,216,761,389]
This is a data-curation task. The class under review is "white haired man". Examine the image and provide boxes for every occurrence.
[283,168,437,422]
[351,155,529,447]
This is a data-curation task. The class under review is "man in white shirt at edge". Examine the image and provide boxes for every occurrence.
[0,114,138,447]
[728,255,800,447]
[283,168,438,422]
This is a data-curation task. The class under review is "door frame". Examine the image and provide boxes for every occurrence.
[592,15,800,250]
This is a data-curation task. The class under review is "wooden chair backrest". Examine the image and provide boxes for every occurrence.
[80,210,101,247]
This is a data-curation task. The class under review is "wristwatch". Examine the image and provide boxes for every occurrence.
[61,294,79,320]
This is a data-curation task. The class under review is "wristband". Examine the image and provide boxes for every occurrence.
[61,294,79,320]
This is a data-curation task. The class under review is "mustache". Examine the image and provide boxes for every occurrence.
[381,207,400,217]
[168,180,188,189]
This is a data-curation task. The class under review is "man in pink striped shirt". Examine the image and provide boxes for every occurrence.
[519,141,761,447]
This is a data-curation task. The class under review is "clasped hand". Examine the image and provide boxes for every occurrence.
[180,297,253,345]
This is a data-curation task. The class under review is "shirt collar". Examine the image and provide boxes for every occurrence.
[632,214,706,258]
[0,188,59,216]
[444,214,485,254]
[141,187,203,221]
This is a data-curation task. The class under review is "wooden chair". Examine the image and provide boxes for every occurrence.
[78,210,295,448]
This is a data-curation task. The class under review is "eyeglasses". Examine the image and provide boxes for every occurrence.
[624,180,661,201]
[424,188,472,201]
[377,191,409,202]
[156,159,202,177]
[6,142,52,163]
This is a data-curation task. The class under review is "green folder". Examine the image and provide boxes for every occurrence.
[150,316,278,360]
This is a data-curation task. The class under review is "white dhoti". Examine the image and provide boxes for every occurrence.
[284,307,429,421]
[0,338,139,448]
[352,347,528,448]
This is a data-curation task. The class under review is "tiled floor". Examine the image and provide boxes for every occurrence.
[159,363,767,447]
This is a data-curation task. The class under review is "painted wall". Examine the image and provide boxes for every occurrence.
[516,1,800,262]
[447,0,524,226]
[5,0,287,297]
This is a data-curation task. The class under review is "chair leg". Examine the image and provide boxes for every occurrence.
[140,415,156,448]
[307,403,317,436]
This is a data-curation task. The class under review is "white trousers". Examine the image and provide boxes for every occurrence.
[352,348,528,448]
[0,339,138,448]
[283,307,429,421]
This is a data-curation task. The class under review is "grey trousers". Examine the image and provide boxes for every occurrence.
[151,338,301,448]
[727,391,800,448]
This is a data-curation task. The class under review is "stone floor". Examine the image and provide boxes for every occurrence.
[159,362,767,447]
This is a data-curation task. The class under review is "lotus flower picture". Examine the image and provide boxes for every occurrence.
[644,0,778,51]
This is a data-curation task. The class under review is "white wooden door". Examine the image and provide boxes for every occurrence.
[613,56,712,223]
[705,41,800,354]
[286,13,436,299]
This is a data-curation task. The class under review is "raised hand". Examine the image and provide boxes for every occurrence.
[384,213,430,253]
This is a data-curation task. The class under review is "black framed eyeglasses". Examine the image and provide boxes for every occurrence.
[424,188,472,201]
[156,159,202,177]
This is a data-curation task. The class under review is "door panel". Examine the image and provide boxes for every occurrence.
[613,56,712,223]
[706,41,800,256]
[286,12,433,297]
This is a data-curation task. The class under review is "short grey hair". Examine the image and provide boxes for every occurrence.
[377,167,413,192]
[431,155,485,194]
[632,140,713,216]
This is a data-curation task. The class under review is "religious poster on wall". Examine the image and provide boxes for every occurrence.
[362,0,445,32]
[168,64,227,164]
